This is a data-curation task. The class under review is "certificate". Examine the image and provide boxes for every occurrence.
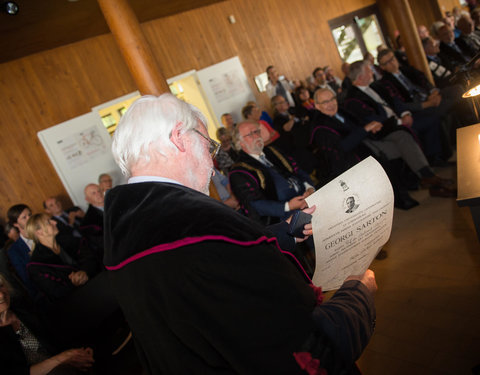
[305,157,394,290]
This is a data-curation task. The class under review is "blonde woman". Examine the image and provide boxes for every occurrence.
[25,214,98,302]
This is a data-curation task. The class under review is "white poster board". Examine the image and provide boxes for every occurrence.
[197,56,256,125]
[38,113,123,210]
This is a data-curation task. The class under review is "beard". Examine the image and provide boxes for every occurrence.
[186,134,215,195]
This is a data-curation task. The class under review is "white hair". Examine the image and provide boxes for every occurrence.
[112,94,207,177]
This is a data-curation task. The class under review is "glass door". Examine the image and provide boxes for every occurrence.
[329,5,386,63]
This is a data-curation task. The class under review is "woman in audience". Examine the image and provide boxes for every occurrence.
[0,273,94,374]
[25,214,98,302]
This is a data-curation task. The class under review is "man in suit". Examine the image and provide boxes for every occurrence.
[455,13,480,58]
[43,196,83,238]
[344,59,444,165]
[265,65,298,107]
[81,184,105,261]
[422,36,453,88]
[82,184,104,229]
[377,48,472,149]
[437,24,471,72]
[229,121,315,226]
[312,88,456,203]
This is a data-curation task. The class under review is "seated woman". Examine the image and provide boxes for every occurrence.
[25,214,99,302]
[0,273,94,374]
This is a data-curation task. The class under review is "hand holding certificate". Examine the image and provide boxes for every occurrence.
[305,157,394,290]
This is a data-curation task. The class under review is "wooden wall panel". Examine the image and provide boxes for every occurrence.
[0,0,384,220]
[0,34,136,217]
[437,0,462,16]
[409,0,443,33]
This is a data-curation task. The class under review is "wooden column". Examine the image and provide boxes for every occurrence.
[379,0,435,85]
[97,0,169,95]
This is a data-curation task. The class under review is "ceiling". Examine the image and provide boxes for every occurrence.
[0,0,224,64]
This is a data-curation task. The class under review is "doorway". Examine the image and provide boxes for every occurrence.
[167,72,220,141]
[329,5,387,63]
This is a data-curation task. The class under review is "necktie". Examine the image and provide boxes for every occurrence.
[275,81,288,101]
[363,87,398,119]
[259,154,273,167]
[396,73,427,101]
[335,113,345,123]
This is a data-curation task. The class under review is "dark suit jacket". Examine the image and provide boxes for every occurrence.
[455,34,479,58]
[343,85,408,125]
[229,147,313,225]
[439,41,470,72]
[80,205,104,262]
[81,205,104,230]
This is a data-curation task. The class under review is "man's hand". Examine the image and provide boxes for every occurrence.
[345,269,377,295]
[401,114,413,127]
[364,121,383,134]
[69,271,89,286]
[304,187,315,197]
[422,92,441,108]
[288,196,307,210]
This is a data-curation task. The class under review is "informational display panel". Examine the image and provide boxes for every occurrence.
[38,112,123,210]
[197,56,256,125]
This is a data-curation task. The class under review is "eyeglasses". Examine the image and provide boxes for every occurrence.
[317,96,337,105]
[192,128,221,159]
[379,55,396,66]
[241,129,262,138]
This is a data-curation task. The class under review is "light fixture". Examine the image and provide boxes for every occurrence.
[462,83,480,98]
[2,1,19,15]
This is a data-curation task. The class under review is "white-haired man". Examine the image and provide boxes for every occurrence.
[104,94,377,375]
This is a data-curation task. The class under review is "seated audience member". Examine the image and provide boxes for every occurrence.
[43,197,83,239]
[242,102,279,146]
[6,204,37,296]
[215,127,238,175]
[105,94,377,374]
[324,66,343,94]
[418,24,430,39]
[444,10,462,38]
[82,184,104,230]
[98,173,113,196]
[377,48,460,115]
[0,273,95,374]
[211,167,241,210]
[265,65,298,106]
[271,94,314,172]
[344,60,445,165]
[456,13,480,56]
[422,36,454,87]
[472,7,480,35]
[341,62,353,91]
[394,36,410,67]
[26,214,99,302]
[220,112,236,131]
[246,100,273,126]
[438,24,471,71]
[363,52,383,80]
[312,67,336,93]
[4,222,19,245]
[229,121,314,225]
[311,88,456,203]
[294,86,316,119]
[377,48,471,150]
[80,184,105,262]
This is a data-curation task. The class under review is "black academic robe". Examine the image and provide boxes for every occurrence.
[104,181,375,375]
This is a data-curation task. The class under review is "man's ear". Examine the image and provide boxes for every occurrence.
[170,122,187,153]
